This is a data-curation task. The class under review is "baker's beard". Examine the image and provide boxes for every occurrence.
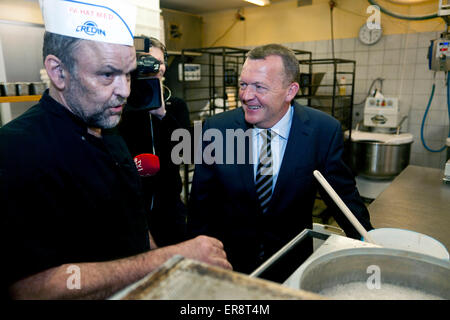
[64,76,126,129]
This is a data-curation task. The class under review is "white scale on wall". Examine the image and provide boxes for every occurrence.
[178,63,201,81]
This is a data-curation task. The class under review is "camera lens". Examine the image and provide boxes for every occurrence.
[127,77,162,111]
[137,55,160,75]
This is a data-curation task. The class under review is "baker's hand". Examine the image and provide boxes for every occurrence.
[175,235,233,270]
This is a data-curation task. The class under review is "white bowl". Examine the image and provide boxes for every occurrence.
[365,228,449,260]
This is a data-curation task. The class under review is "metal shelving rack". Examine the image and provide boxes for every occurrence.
[296,58,357,220]
[293,49,313,71]
[296,58,356,137]
[180,46,249,121]
[179,47,248,203]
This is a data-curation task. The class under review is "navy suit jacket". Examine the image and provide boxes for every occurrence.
[188,102,373,274]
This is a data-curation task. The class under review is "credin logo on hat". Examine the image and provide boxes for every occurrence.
[76,21,106,37]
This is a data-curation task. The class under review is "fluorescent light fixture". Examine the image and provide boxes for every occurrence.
[244,0,271,6]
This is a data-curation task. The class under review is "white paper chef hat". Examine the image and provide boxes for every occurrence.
[40,0,136,46]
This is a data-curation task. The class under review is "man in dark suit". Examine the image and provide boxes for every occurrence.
[188,44,373,277]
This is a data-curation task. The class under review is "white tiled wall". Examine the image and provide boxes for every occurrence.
[284,31,450,169]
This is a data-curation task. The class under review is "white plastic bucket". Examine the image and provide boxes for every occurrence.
[364,228,449,260]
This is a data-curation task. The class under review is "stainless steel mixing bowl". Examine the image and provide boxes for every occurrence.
[350,140,412,180]
[298,247,450,299]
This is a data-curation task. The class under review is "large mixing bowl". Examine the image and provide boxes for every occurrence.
[299,247,450,299]
[350,140,412,179]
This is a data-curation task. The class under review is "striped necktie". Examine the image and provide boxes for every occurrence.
[255,129,273,214]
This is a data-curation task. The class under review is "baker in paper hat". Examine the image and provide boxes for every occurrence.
[39,0,138,132]
[3,0,232,300]
[2,0,142,299]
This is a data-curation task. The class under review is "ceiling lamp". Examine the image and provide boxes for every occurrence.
[244,0,271,6]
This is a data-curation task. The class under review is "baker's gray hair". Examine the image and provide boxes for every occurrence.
[42,31,83,75]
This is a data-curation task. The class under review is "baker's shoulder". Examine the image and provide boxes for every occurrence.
[0,104,46,137]
[0,104,53,160]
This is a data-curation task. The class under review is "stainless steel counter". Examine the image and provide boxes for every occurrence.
[369,165,450,250]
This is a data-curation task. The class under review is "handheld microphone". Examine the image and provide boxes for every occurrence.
[133,153,160,177]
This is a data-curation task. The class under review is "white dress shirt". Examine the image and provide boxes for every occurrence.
[252,105,294,192]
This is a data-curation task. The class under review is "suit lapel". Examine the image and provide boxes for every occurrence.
[269,104,313,212]
[233,110,259,203]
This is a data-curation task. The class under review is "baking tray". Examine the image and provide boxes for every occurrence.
[109,255,323,300]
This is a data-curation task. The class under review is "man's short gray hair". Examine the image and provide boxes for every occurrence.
[246,44,299,85]
[42,31,83,75]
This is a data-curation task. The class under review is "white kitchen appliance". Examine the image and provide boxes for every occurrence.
[347,96,414,200]
[363,97,402,130]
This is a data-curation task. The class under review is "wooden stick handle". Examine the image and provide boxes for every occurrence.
[313,170,376,244]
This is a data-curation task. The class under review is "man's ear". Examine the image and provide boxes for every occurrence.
[286,82,300,102]
[44,55,67,90]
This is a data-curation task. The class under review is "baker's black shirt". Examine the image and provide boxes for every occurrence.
[0,91,150,291]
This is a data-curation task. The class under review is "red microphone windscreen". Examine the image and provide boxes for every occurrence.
[134,153,160,177]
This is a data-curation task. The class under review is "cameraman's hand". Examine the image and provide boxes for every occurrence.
[149,104,166,119]
[149,77,166,119]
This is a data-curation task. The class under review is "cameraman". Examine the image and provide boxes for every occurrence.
[117,36,190,247]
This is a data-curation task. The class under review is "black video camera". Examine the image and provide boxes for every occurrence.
[127,37,163,111]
